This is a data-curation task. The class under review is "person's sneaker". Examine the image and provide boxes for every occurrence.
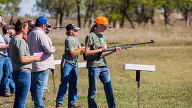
[3,93,14,97]
[68,103,82,108]
[56,103,62,108]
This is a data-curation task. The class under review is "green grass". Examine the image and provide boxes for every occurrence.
[1,46,191,108]
[1,20,192,108]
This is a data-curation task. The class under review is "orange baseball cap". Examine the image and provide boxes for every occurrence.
[95,16,112,28]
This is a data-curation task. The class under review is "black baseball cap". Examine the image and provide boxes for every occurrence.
[28,20,35,28]
[66,24,80,31]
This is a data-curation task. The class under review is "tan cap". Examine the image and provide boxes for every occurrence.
[3,25,14,31]
[0,16,6,25]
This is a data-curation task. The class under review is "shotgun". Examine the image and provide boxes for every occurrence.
[81,42,118,47]
[83,40,154,60]
[52,27,66,29]
[107,42,118,45]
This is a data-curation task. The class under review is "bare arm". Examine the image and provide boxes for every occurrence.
[19,56,41,64]
[0,44,9,49]
[69,47,84,57]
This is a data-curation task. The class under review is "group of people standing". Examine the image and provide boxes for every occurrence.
[0,15,121,108]
[0,17,15,98]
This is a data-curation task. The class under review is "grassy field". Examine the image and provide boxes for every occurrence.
[0,18,192,108]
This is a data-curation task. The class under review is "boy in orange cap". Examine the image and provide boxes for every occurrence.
[84,16,121,108]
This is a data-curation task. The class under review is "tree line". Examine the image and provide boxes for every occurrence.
[1,0,192,28]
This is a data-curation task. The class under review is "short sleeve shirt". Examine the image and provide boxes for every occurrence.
[85,32,107,68]
[9,36,32,70]
[2,35,11,56]
[2,35,11,44]
[62,36,81,66]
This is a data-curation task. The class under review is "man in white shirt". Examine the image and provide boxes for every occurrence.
[27,16,55,108]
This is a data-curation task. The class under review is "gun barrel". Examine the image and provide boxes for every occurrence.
[107,42,118,45]
[52,27,66,29]
[101,40,154,52]
[127,40,154,46]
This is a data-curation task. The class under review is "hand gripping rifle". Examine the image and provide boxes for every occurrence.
[83,40,154,60]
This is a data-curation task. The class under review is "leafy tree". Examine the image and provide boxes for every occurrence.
[83,0,121,28]
[83,0,134,28]
[0,0,6,16]
[4,0,21,24]
[83,0,95,28]
[34,0,191,28]
[36,0,76,28]
[76,0,81,28]
[178,0,192,27]
[97,0,123,28]
[156,0,177,27]
[132,0,157,27]
[120,0,135,28]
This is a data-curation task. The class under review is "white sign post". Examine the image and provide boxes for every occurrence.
[77,62,87,68]
[123,64,155,108]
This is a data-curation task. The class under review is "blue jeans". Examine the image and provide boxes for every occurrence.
[88,66,116,108]
[56,61,77,105]
[0,56,15,95]
[43,70,49,92]
[12,70,31,108]
[31,69,49,108]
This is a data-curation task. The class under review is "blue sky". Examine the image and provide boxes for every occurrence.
[18,0,39,16]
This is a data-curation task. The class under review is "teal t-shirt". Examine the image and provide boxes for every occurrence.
[9,36,32,70]
[85,32,107,68]
[62,36,81,66]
